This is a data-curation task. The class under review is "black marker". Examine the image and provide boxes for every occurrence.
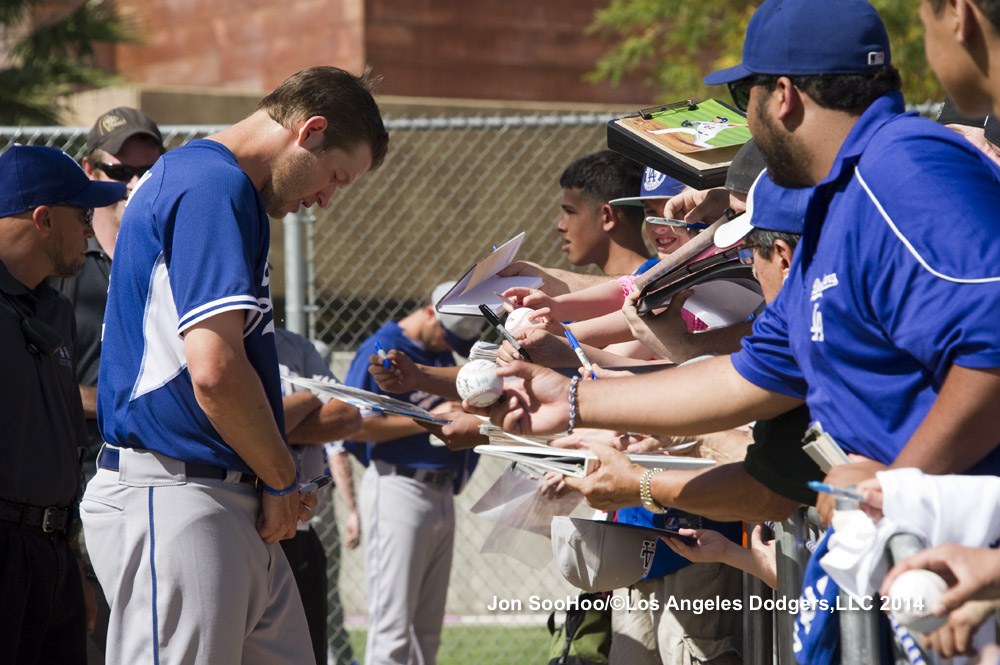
[479,304,533,364]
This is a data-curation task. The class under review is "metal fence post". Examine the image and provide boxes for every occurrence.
[283,210,306,336]
[743,524,774,664]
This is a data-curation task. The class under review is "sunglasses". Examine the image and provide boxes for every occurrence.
[727,78,756,113]
[28,204,94,226]
[95,162,155,182]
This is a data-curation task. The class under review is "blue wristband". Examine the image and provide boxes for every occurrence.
[262,471,299,497]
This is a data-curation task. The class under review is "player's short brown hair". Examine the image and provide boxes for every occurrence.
[258,66,389,170]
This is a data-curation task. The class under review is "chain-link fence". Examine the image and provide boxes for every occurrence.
[1,113,617,665]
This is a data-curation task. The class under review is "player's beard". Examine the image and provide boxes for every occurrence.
[48,231,85,277]
[265,150,316,217]
[752,94,813,189]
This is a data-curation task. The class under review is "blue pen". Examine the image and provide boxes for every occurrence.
[375,341,391,369]
[492,245,498,252]
[808,480,866,504]
[564,330,597,380]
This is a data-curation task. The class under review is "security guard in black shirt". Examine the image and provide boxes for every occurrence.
[0,144,125,664]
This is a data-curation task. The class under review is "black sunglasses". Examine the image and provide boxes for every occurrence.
[727,79,754,113]
[28,204,94,226]
[95,162,154,182]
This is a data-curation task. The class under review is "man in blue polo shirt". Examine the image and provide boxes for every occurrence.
[80,67,389,665]
[344,282,481,665]
[480,0,1000,525]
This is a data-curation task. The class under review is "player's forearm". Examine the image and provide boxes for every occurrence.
[79,385,98,419]
[413,364,462,400]
[357,414,427,443]
[328,453,357,511]
[654,462,800,523]
[192,356,296,488]
[569,312,635,348]
[288,400,362,444]
[891,365,1000,474]
[282,391,324,434]
[185,315,296,489]
[576,355,803,436]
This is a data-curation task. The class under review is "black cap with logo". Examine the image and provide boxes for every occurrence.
[86,107,165,155]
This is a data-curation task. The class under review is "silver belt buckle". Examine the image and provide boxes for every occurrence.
[41,507,65,533]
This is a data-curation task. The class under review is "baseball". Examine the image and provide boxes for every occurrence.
[887,569,949,634]
[456,359,504,407]
[505,307,540,333]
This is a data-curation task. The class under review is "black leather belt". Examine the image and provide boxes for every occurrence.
[393,465,455,487]
[0,498,80,538]
[97,446,256,485]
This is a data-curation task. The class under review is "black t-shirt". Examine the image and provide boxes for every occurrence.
[0,259,87,507]
[743,404,820,506]
[53,238,110,469]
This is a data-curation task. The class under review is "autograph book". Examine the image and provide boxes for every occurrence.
[435,232,542,316]
[473,443,715,478]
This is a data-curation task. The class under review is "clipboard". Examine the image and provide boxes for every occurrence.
[280,375,450,425]
[607,99,750,189]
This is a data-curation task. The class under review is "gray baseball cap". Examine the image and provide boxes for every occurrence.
[431,281,485,357]
[551,516,661,592]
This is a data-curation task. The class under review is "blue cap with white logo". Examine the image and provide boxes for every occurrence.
[714,170,809,248]
[609,167,686,207]
[704,0,891,85]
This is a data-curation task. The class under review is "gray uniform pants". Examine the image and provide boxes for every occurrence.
[80,446,313,665]
[361,461,455,665]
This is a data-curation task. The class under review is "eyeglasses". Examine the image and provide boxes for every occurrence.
[645,216,709,231]
[95,162,154,182]
[28,204,94,226]
[727,78,755,113]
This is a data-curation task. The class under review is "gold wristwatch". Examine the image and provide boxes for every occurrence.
[639,468,667,514]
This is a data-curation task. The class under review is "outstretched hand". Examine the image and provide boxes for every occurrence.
[622,289,696,362]
[880,544,1000,616]
[464,360,571,435]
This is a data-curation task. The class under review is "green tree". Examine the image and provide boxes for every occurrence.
[0,0,135,124]
[587,0,943,106]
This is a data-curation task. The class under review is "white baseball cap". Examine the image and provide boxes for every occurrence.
[551,516,661,592]
[431,281,485,356]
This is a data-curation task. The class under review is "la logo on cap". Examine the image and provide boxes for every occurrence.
[643,170,666,191]
[867,52,885,66]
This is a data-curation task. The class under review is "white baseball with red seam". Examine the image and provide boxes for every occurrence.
[456,359,503,407]
[505,307,540,333]
[888,569,949,634]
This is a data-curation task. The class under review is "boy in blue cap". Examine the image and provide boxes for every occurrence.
[0,145,125,664]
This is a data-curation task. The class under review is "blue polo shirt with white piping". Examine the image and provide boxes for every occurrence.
[733,92,1000,472]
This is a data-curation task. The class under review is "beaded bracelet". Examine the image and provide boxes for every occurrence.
[261,471,300,497]
[567,375,581,434]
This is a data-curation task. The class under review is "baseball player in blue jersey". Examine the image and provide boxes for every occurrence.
[79,67,388,665]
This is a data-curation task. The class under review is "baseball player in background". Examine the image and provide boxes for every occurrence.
[79,67,388,665]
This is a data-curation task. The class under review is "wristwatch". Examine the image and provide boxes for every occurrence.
[639,468,667,514]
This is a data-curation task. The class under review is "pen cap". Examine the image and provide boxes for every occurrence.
[432,281,485,357]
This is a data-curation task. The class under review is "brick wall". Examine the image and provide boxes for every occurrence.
[364,0,655,105]
[111,0,366,91]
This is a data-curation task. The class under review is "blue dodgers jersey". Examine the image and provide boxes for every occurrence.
[344,321,477,477]
[97,140,282,474]
[733,93,1000,473]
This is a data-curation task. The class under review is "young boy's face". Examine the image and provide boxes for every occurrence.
[556,188,607,267]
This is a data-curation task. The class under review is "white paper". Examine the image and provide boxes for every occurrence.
[436,233,543,315]
[680,279,764,328]
[473,443,715,478]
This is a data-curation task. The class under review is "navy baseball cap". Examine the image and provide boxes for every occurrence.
[704,0,891,85]
[0,145,127,218]
[609,167,686,207]
[715,170,808,248]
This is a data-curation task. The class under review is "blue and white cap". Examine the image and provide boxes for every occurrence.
[714,170,810,248]
[609,167,686,207]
